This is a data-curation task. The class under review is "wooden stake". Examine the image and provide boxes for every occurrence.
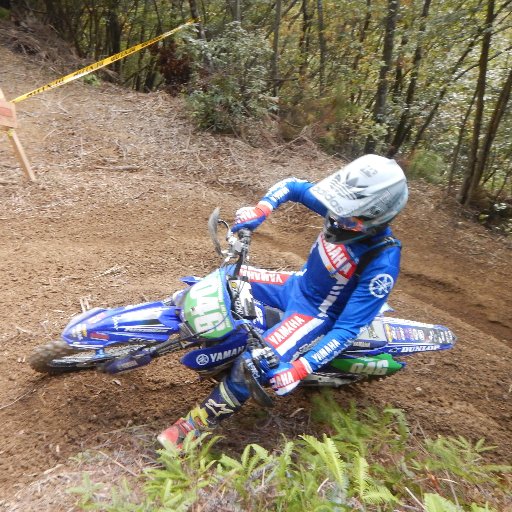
[0,88,36,182]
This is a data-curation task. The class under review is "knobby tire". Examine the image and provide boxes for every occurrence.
[28,339,150,375]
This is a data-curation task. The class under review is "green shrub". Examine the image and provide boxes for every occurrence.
[184,23,276,134]
[408,149,447,183]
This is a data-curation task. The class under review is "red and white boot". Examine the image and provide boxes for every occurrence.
[158,379,242,450]
[157,408,207,449]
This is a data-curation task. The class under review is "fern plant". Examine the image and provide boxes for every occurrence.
[68,398,510,512]
[350,454,398,507]
[144,432,219,510]
[423,493,497,512]
[413,435,512,485]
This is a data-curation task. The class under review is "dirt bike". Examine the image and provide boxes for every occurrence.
[29,208,456,406]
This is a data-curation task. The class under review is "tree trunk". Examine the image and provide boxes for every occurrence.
[365,0,398,154]
[447,90,476,196]
[411,30,482,151]
[467,65,512,202]
[387,0,431,157]
[458,0,494,205]
[299,0,312,81]
[272,0,282,96]
[234,0,241,22]
[188,0,206,40]
[316,0,326,94]
[106,1,122,74]
[350,0,372,103]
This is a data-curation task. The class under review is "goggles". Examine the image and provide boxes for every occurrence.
[327,215,367,233]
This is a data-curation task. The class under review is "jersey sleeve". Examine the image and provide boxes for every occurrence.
[301,246,401,372]
[260,178,329,217]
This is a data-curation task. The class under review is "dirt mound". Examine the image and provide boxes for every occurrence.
[0,22,511,510]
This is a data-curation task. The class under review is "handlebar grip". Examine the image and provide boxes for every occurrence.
[238,228,252,240]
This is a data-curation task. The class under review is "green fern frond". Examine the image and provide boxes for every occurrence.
[423,493,460,512]
[417,435,511,484]
[470,503,495,512]
[352,454,369,497]
[474,438,496,453]
[350,454,397,505]
[273,440,294,481]
[301,434,347,486]
[240,443,271,476]
[217,453,243,471]
[362,485,398,505]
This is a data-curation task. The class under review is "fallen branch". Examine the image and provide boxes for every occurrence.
[97,450,139,477]
[0,389,36,411]
[95,165,140,172]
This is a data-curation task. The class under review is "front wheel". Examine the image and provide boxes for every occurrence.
[29,340,150,375]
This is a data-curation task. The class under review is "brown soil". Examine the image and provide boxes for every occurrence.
[0,21,511,511]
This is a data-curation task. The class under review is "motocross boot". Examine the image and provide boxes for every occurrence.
[158,378,242,450]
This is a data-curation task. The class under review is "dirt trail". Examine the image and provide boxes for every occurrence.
[0,22,511,510]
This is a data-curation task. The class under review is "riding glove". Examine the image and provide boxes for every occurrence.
[231,202,272,232]
[267,357,312,396]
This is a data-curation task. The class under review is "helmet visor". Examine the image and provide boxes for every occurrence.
[323,215,370,245]
[327,215,367,233]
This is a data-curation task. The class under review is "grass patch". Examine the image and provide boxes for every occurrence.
[69,392,511,511]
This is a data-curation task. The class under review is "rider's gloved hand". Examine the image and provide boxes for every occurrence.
[267,357,312,396]
[231,202,272,233]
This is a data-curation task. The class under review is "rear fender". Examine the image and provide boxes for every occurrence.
[329,353,405,377]
[62,301,181,349]
[381,318,456,355]
[346,316,456,356]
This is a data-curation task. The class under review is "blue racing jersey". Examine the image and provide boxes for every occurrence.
[252,178,402,372]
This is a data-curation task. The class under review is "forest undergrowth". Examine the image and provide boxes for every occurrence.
[69,393,511,512]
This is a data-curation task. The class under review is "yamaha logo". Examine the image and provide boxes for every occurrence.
[369,274,394,298]
[196,354,209,366]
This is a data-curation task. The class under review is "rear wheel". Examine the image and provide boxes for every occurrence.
[29,340,150,375]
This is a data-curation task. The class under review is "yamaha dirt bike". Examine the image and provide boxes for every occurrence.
[29,209,456,405]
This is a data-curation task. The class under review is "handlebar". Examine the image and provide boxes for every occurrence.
[208,208,252,274]
[207,208,275,407]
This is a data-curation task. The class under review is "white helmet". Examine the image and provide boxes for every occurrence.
[310,154,408,244]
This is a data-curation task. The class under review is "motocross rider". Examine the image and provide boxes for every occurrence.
[158,154,408,448]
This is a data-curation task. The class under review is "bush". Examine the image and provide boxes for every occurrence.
[184,23,276,134]
[278,86,375,157]
[407,149,447,184]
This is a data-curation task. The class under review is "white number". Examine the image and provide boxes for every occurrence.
[350,360,389,375]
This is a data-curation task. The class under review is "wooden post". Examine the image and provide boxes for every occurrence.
[0,88,36,182]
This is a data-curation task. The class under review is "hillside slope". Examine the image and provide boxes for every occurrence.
[0,23,511,510]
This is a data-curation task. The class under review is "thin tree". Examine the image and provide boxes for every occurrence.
[464,66,512,204]
[458,0,495,205]
[365,0,399,153]
[447,90,477,196]
[106,0,122,74]
[272,0,282,96]
[317,0,327,94]
[188,0,206,40]
[299,0,313,81]
[387,0,431,157]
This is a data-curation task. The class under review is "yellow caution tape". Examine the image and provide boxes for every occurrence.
[12,21,195,103]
